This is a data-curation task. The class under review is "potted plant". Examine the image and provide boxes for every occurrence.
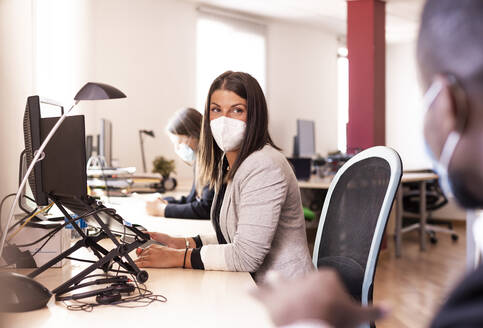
[152,156,177,192]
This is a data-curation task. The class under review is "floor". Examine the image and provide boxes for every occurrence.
[374,223,466,328]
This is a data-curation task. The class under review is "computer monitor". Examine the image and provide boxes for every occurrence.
[287,157,312,181]
[99,118,112,167]
[294,119,315,158]
[23,96,62,206]
[23,96,88,207]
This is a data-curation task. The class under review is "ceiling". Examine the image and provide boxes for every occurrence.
[183,0,425,43]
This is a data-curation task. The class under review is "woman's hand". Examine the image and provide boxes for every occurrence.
[146,231,188,249]
[135,245,191,268]
[146,199,167,216]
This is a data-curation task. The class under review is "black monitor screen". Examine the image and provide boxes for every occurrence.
[40,116,88,199]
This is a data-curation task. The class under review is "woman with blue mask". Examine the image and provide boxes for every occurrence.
[136,71,313,283]
[145,107,214,219]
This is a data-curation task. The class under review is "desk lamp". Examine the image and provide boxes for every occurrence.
[139,129,155,173]
[0,82,126,311]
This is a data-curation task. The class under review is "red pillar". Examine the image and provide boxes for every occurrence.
[346,0,386,152]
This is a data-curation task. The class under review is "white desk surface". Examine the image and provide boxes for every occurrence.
[3,195,273,328]
[400,172,438,183]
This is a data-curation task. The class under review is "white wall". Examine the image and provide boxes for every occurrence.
[2,1,464,221]
[386,41,465,220]
[267,21,339,156]
[0,0,35,204]
[0,0,340,206]
[86,2,339,178]
[87,0,197,179]
[386,41,430,170]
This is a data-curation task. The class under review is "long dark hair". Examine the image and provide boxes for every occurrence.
[197,71,280,191]
[165,107,202,139]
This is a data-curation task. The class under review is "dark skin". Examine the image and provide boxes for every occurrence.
[252,59,483,328]
[252,269,388,327]
[423,74,483,202]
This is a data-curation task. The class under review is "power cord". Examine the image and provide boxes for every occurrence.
[12,206,121,259]
[0,193,18,237]
[6,208,38,234]
[59,226,165,312]
[59,261,167,312]
[1,193,43,239]
[7,202,54,242]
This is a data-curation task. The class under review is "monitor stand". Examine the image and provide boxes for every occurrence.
[27,194,149,298]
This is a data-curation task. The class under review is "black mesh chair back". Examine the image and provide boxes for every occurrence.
[312,146,402,315]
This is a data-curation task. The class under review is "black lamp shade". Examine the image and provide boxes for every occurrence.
[140,130,155,137]
[74,82,126,101]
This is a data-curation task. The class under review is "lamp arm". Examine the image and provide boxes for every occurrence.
[139,131,147,173]
[0,101,79,260]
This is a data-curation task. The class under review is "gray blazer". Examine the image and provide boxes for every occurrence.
[199,144,314,283]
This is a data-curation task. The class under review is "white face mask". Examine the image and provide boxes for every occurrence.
[210,116,246,152]
[422,80,461,198]
[175,143,195,164]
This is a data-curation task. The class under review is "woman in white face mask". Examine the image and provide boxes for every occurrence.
[136,71,314,284]
[145,107,214,219]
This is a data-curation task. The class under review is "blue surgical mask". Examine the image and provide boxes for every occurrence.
[175,143,196,164]
[422,81,462,198]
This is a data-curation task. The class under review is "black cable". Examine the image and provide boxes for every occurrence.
[65,256,97,264]
[64,300,97,312]
[31,229,60,256]
[16,205,143,268]
[0,193,17,236]
[76,273,115,282]
[55,232,166,312]
[60,275,130,295]
[15,206,115,248]
[107,269,132,275]
[7,207,38,234]
[18,194,37,215]
[14,223,63,248]
[23,194,36,203]
[61,279,167,312]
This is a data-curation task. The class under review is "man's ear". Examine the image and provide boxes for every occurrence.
[423,75,458,158]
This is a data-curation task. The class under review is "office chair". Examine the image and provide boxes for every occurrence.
[402,172,458,244]
[312,146,402,328]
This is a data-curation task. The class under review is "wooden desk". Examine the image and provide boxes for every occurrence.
[4,201,272,328]
[297,177,332,190]
[298,172,440,258]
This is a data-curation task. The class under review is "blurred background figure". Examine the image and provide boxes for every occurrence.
[146,108,214,219]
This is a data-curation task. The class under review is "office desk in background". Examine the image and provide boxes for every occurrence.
[298,172,441,258]
[394,172,439,257]
[4,197,272,328]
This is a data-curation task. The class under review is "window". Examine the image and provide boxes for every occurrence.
[34,0,87,105]
[196,8,267,111]
[337,46,349,153]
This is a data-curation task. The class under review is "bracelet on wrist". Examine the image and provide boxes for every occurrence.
[182,238,189,268]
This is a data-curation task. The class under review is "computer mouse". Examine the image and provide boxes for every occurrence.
[0,272,52,312]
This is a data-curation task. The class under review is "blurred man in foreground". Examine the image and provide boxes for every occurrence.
[254,0,483,327]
